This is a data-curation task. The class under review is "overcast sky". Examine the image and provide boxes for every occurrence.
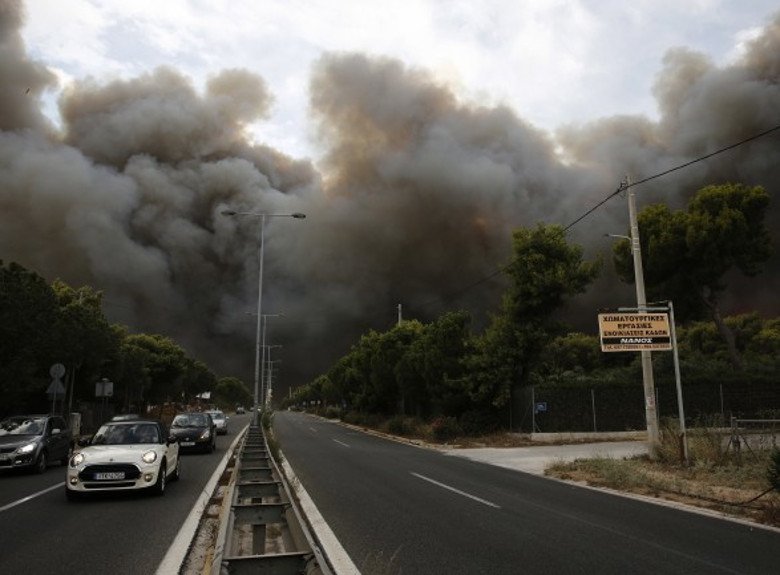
[20,0,779,161]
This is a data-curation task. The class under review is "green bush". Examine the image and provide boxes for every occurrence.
[386,416,422,437]
[324,406,342,420]
[459,410,498,436]
[431,416,462,442]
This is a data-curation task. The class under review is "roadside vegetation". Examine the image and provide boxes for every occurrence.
[285,183,777,435]
[545,420,780,527]
[0,260,252,418]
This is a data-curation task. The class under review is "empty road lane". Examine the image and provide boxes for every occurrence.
[274,411,779,575]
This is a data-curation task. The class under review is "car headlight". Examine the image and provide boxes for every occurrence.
[200,429,211,439]
[142,450,157,464]
[17,443,36,454]
[70,452,85,467]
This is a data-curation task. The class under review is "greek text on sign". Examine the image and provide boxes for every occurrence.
[598,313,672,352]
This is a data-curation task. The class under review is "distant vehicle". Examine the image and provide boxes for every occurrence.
[205,410,228,435]
[110,413,141,422]
[235,406,245,414]
[66,419,179,500]
[169,412,216,453]
[0,414,71,473]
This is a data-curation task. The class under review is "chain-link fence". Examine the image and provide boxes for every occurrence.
[513,382,780,433]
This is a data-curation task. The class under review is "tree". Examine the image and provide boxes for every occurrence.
[215,376,252,407]
[613,183,772,370]
[0,261,59,412]
[121,333,188,404]
[469,224,601,409]
[50,281,119,412]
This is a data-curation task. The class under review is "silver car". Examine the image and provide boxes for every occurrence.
[205,410,228,435]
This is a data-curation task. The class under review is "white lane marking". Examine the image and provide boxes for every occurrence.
[333,439,350,448]
[309,427,318,433]
[411,473,501,509]
[155,425,248,575]
[0,481,65,513]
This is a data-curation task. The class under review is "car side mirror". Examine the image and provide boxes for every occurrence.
[77,436,92,447]
[167,435,178,445]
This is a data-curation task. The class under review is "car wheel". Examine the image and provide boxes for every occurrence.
[152,462,167,496]
[171,457,180,482]
[34,450,47,474]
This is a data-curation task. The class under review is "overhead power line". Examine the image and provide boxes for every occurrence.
[564,123,780,231]
[413,123,780,313]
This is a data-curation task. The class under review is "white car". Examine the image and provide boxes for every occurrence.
[205,410,228,435]
[66,419,180,500]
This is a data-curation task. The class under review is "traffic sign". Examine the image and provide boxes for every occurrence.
[47,378,66,396]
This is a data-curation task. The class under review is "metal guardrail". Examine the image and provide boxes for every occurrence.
[210,424,333,575]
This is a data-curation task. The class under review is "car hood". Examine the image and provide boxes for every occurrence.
[0,435,40,448]
[76,444,163,464]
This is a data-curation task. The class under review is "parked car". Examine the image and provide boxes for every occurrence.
[169,412,216,453]
[205,410,228,435]
[0,414,71,473]
[235,406,245,414]
[66,419,179,500]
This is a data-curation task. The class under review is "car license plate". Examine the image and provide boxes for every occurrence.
[94,471,125,480]
[181,441,195,447]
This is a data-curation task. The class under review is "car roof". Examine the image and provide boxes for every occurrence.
[105,419,162,426]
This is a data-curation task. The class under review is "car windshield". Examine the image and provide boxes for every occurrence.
[91,423,159,445]
[172,414,209,428]
[0,417,45,436]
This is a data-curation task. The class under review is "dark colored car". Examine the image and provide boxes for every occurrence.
[0,414,71,473]
[169,412,215,453]
[110,413,141,422]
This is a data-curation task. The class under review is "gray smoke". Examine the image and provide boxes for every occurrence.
[1,1,778,394]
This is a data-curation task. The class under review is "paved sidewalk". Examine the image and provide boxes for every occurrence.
[446,441,649,475]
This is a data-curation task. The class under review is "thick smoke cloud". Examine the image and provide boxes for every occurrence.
[1,2,778,394]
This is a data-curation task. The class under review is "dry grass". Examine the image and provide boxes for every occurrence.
[545,423,780,528]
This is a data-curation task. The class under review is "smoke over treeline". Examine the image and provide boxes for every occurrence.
[1,0,778,394]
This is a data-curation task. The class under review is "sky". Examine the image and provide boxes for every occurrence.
[20,0,778,160]
[4,0,780,397]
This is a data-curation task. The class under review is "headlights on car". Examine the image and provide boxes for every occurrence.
[199,429,211,439]
[142,450,157,464]
[17,442,36,454]
[70,452,85,467]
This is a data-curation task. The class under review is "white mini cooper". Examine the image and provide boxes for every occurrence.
[66,419,180,500]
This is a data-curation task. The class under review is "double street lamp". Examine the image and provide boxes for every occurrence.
[221,209,305,422]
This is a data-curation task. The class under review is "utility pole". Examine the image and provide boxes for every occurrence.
[625,175,660,447]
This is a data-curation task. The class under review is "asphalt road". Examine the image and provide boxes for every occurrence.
[0,413,251,575]
[274,411,780,575]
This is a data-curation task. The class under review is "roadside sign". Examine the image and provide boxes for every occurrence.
[47,378,66,396]
[50,363,66,379]
[95,378,114,397]
[535,402,547,414]
[598,312,672,352]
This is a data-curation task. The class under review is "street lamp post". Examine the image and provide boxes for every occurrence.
[221,209,305,424]
[265,345,282,406]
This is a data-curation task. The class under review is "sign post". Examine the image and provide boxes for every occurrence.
[598,304,688,464]
[48,364,66,414]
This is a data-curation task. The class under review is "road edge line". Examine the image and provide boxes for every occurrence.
[280,452,361,575]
